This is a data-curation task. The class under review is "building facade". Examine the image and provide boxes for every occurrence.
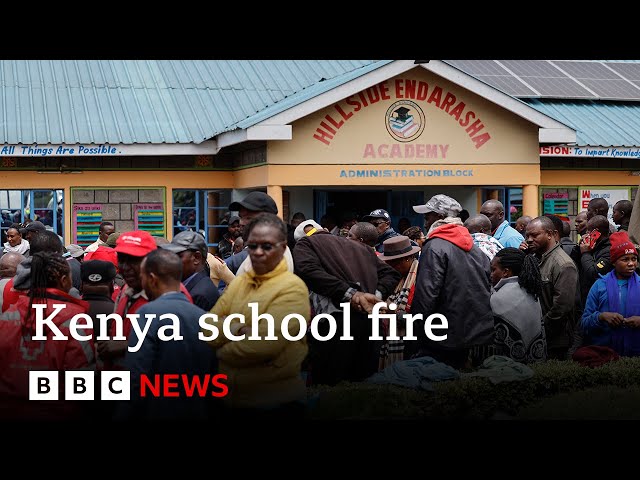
[3,59,638,250]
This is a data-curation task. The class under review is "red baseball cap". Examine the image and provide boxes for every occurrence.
[114,230,157,257]
[84,245,118,268]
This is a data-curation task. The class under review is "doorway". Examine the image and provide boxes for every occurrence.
[314,189,424,231]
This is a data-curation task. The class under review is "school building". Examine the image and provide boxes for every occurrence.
[0,60,636,249]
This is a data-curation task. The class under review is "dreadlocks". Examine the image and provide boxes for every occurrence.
[494,247,543,301]
[25,251,70,330]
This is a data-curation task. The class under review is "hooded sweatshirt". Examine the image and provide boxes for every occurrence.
[410,222,493,352]
[427,216,465,237]
[428,223,474,251]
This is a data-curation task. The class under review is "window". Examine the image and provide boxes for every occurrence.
[172,189,232,254]
[0,189,64,242]
[481,187,523,227]
[507,188,523,227]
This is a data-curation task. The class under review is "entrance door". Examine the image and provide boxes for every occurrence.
[316,190,387,226]
[314,190,424,231]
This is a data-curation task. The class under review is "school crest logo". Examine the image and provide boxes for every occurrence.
[385,100,425,142]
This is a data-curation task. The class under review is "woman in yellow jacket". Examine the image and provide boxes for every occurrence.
[202,213,310,419]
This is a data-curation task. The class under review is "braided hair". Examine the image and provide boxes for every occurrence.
[24,251,70,332]
[494,247,542,301]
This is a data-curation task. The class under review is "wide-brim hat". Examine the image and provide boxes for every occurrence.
[379,235,421,261]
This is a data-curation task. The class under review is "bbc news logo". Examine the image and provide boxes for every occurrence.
[29,371,130,400]
[29,371,228,400]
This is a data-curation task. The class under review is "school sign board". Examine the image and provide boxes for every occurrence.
[579,187,630,222]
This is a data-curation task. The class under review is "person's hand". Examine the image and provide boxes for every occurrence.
[96,339,128,360]
[519,241,528,251]
[227,319,249,336]
[580,242,592,254]
[351,292,381,314]
[599,312,624,327]
[624,316,640,328]
[209,256,235,285]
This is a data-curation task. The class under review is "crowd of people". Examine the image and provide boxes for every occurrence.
[0,189,637,421]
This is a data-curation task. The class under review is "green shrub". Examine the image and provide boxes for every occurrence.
[518,386,640,420]
[307,358,640,419]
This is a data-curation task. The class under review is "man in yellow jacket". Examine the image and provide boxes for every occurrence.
[202,213,310,419]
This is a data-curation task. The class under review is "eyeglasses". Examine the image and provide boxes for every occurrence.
[246,242,284,252]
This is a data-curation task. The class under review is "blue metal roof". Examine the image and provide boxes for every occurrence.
[5,60,637,149]
[522,98,640,147]
[236,60,393,129]
[0,60,383,145]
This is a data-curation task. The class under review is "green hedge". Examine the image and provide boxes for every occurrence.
[307,357,640,420]
[518,386,640,420]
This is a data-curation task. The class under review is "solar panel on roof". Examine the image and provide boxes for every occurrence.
[579,79,640,99]
[476,75,538,96]
[607,63,640,81]
[443,60,640,101]
[500,60,567,77]
[552,61,621,80]
[447,60,511,76]
[524,76,595,98]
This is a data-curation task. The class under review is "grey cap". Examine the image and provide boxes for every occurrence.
[161,230,208,257]
[413,194,462,217]
[66,244,85,258]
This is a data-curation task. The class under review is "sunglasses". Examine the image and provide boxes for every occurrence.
[246,242,284,252]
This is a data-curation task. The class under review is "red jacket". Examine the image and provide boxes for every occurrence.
[0,288,93,420]
[1,277,22,313]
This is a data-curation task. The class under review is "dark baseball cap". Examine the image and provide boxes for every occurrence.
[229,192,278,215]
[81,259,116,285]
[161,230,208,257]
[362,209,391,222]
[24,221,46,233]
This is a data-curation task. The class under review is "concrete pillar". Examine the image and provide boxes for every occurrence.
[64,186,71,245]
[267,185,283,220]
[523,185,539,218]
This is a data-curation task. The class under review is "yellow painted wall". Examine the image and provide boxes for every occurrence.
[0,170,234,244]
[268,66,540,166]
[233,166,269,189]
[266,164,540,187]
[542,170,640,186]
